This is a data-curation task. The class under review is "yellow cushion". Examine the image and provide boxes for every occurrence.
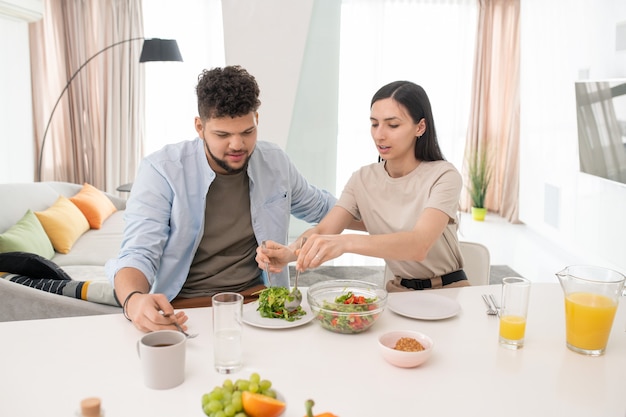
[35,196,89,254]
[69,183,117,229]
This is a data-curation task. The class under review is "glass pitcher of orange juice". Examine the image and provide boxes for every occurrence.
[556,265,625,356]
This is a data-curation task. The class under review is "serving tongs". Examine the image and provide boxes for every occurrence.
[261,240,272,287]
[285,237,306,312]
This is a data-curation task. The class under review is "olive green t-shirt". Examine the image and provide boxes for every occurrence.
[181,170,261,297]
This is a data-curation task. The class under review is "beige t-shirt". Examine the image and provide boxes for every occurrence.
[181,170,261,297]
[336,160,463,279]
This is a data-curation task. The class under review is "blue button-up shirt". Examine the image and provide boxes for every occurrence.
[105,138,335,300]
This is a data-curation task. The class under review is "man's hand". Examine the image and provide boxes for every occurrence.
[125,292,188,333]
[256,240,296,273]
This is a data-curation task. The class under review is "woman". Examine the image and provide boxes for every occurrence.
[258,81,468,291]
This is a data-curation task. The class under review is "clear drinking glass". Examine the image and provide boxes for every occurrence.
[498,277,531,350]
[212,292,244,373]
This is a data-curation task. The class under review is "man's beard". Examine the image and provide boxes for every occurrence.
[204,141,251,174]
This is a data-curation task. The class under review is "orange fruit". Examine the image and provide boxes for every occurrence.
[241,391,286,417]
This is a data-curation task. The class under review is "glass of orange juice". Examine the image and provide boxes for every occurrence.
[499,277,531,350]
[557,266,625,356]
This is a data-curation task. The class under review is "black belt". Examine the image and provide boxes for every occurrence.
[400,269,467,290]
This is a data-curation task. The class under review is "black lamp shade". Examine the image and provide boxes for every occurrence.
[140,38,183,62]
[37,36,183,181]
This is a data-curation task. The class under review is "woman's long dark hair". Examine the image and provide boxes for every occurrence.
[371,81,445,161]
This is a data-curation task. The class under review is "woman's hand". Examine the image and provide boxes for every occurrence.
[296,234,346,271]
[256,240,296,273]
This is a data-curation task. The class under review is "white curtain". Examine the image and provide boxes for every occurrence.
[461,0,520,222]
[337,0,478,194]
[30,0,144,193]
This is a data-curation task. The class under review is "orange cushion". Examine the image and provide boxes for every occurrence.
[35,196,89,254]
[70,183,118,229]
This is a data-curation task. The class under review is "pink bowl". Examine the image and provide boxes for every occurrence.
[378,330,433,368]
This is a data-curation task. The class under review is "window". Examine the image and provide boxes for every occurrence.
[337,0,478,194]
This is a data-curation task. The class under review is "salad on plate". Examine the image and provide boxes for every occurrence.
[256,287,306,322]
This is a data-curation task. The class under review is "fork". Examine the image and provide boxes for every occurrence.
[163,313,198,338]
[481,294,498,316]
[488,294,501,318]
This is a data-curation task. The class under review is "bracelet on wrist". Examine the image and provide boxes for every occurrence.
[122,290,144,321]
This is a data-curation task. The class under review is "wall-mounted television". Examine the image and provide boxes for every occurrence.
[575,79,626,185]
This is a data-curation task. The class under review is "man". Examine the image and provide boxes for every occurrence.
[105,66,336,332]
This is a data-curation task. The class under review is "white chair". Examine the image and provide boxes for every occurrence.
[382,240,491,286]
[459,241,491,286]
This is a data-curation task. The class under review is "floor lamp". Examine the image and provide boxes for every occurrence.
[36,38,183,181]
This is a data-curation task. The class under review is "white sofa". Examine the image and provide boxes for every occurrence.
[0,182,125,321]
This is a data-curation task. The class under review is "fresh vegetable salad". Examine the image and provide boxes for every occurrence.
[316,291,381,333]
[257,287,306,322]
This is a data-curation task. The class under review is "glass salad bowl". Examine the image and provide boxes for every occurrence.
[306,279,388,334]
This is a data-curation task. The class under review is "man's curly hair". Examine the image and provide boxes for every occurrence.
[196,66,261,120]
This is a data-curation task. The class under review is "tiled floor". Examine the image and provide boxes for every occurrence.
[328,211,592,284]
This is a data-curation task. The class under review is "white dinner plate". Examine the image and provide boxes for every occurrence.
[387,292,461,320]
[242,301,315,329]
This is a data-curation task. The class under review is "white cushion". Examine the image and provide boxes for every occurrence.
[53,211,125,266]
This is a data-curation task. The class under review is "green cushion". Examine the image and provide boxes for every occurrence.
[0,210,55,259]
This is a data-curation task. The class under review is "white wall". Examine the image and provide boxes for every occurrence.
[220,0,339,238]
[0,15,34,183]
[519,0,626,274]
[222,0,314,151]
[285,0,341,237]
[142,0,224,155]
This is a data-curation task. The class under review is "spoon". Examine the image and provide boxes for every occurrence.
[163,313,198,338]
[285,237,306,312]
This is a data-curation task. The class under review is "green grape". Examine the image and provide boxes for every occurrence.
[235,379,249,391]
[209,387,224,401]
[231,396,243,412]
[259,379,272,391]
[202,372,278,417]
[223,404,236,417]
[263,388,277,399]
[203,400,222,416]
[249,372,261,384]
[207,400,223,414]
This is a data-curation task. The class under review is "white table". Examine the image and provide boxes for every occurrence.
[1,283,624,417]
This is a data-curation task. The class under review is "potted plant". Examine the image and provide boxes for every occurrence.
[467,147,492,221]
